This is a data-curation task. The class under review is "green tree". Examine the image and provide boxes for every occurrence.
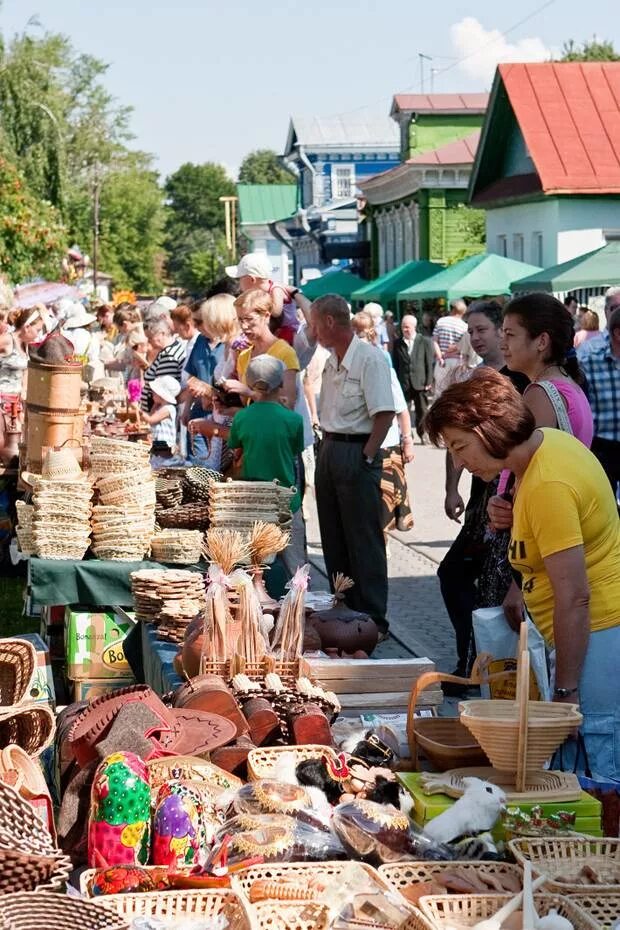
[560,39,620,61]
[0,156,66,282]
[164,162,235,290]
[449,204,486,264]
[238,149,295,185]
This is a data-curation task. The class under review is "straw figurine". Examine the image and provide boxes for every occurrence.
[271,564,310,660]
[248,521,290,566]
[203,528,250,575]
[233,572,270,664]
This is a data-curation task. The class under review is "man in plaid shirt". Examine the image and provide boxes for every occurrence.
[580,305,620,500]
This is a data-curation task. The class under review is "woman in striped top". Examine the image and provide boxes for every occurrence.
[140,316,186,413]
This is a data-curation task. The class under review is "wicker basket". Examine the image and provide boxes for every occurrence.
[247,744,338,781]
[418,893,599,930]
[96,888,252,928]
[97,468,153,495]
[378,861,523,897]
[0,703,55,756]
[232,860,390,901]
[251,901,433,930]
[157,501,211,530]
[0,780,57,857]
[0,639,36,705]
[509,837,620,892]
[0,847,72,893]
[563,892,620,928]
[146,755,243,794]
[0,890,129,930]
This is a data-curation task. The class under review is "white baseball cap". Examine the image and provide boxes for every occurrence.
[226,252,272,280]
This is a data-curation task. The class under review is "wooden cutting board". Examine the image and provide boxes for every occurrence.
[421,766,583,802]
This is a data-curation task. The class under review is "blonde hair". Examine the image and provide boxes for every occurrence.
[234,287,273,317]
[196,293,239,342]
[580,309,599,332]
[352,310,376,344]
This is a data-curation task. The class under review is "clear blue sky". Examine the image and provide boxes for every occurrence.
[2,0,618,181]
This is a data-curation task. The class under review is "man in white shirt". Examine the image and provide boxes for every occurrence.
[311,295,395,637]
[432,298,468,396]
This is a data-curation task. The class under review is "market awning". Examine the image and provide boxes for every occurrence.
[302,270,366,300]
[510,240,620,293]
[13,281,83,309]
[351,260,444,304]
[398,253,541,302]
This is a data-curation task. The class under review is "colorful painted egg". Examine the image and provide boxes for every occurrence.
[88,751,151,868]
[151,780,215,868]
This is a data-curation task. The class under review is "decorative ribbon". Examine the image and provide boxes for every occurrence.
[286,563,311,593]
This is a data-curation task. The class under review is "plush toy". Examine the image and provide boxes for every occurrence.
[424,777,506,845]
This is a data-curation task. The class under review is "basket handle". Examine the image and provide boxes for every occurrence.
[515,622,530,793]
[406,653,515,764]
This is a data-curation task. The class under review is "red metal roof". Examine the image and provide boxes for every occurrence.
[499,62,620,194]
[392,93,489,114]
[407,131,480,165]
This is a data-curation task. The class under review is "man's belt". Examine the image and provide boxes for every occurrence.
[323,432,370,443]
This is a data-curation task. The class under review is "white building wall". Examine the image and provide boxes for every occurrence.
[486,197,620,267]
[242,224,292,284]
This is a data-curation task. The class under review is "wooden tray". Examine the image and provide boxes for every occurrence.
[420,767,583,802]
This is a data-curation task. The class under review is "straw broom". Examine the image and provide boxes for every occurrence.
[249,521,290,566]
[235,579,269,663]
[203,528,250,574]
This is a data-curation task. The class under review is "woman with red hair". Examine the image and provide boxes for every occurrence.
[424,367,620,779]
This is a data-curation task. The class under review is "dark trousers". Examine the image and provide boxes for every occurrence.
[315,439,388,630]
[408,389,430,438]
[437,524,484,670]
[592,435,620,500]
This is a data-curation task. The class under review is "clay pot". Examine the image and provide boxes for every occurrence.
[309,607,378,655]
[252,567,278,611]
[180,616,208,678]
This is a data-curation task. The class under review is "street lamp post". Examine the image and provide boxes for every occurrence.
[219,196,238,261]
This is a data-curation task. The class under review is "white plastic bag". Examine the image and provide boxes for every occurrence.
[472,607,550,701]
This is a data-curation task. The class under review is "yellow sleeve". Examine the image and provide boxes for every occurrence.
[272,341,300,372]
[524,480,584,559]
[237,347,251,381]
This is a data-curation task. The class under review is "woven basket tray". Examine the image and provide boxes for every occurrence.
[0,891,129,930]
[0,780,57,858]
[251,901,433,930]
[247,744,338,781]
[378,861,523,897]
[232,860,389,901]
[146,755,243,794]
[509,837,620,892]
[157,502,211,529]
[563,892,620,928]
[96,888,252,928]
[419,893,600,930]
[0,847,72,894]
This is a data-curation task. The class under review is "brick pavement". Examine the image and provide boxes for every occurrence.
[305,442,470,671]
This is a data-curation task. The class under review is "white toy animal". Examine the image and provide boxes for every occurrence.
[424,777,506,844]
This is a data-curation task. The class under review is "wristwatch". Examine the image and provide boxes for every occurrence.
[212,426,220,437]
[554,686,578,698]
[290,287,300,298]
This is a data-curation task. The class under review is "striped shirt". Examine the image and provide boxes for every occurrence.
[433,315,467,354]
[151,404,177,451]
[141,339,186,412]
[579,333,620,441]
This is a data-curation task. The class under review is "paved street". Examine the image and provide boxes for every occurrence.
[306,440,471,671]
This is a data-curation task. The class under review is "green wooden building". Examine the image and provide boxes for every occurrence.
[360,94,488,277]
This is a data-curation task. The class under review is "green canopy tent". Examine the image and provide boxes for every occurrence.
[510,240,620,293]
[350,260,444,306]
[397,253,541,303]
[302,269,366,300]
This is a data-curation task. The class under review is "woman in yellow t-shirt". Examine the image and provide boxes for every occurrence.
[221,288,300,408]
[424,367,620,780]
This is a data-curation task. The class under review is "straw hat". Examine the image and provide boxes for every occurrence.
[22,448,89,488]
[0,641,36,707]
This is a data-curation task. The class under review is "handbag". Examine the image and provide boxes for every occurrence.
[532,380,574,435]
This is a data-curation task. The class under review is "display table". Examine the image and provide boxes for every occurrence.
[140,621,183,694]
[28,557,204,609]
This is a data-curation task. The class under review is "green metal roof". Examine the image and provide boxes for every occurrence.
[237,184,297,225]
[511,240,620,292]
[398,252,541,302]
[303,270,366,300]
[351,260,444,303]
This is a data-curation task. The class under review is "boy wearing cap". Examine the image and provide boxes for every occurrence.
[227,354,306,575]
[144,375,182,468]
[226,251,309,345]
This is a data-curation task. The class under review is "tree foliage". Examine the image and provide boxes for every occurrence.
[238,149,295,185]
[0,156,66,282]
[560,39,620,61]
[449,204,486,264]
[164,163,236,291]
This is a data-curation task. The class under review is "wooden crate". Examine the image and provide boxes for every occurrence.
[304,657,442,710]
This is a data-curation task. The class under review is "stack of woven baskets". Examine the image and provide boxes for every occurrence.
[150,529,203,564]
[209,480,295,533]
[90,437,156,561]
[27,450,92,561]
[156,466,222,531]
[14,503,35,556]
[130,568,206,642]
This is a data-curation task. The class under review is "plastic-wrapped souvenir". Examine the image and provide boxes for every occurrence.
[88,751,151,868]
[152,781,218,868]
[332,798,455,865]
[230,779,312,816]
[87,865,170,896]
[218,813,346,863]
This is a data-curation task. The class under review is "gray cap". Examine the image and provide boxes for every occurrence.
[246,354,285,392]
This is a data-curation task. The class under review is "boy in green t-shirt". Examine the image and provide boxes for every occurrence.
[228,355,306,575]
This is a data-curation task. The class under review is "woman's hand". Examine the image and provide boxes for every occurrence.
[187,376,212,399]
[502,580,525,631]
[488,494,514,531]
[401,434,415,464]
[221,378,247,394]
[188,419,212,438]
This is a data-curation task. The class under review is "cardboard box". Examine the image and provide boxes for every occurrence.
[71,675,136,702]
[11,633,55,708]
[65,607,135,680]
[397,772,602,839]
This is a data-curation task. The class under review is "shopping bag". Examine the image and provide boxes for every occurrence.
[472,607,550,701]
